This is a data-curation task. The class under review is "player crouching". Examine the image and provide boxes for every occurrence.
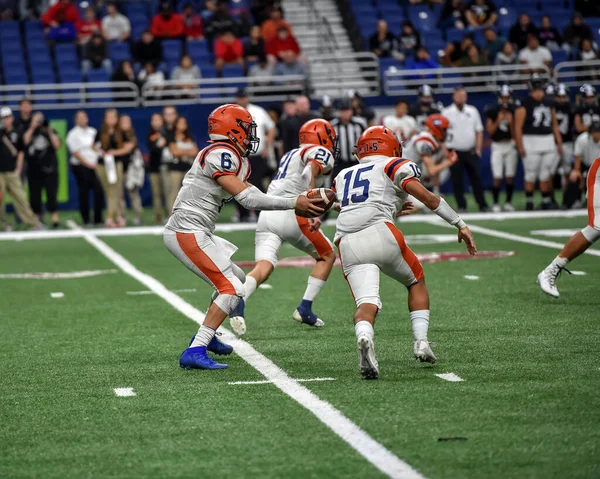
[333,126,477,379]
[164,104,323,370]
[229,119,339,335]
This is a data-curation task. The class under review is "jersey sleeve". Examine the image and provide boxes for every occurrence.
[300,145,334,175]
[385,158,422,192]
[573,133,586,157]
[201,146,242,179]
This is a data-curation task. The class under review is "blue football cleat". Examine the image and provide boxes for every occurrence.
[179,346,228,370]
[188,334,233,355]
[292,306,325,327]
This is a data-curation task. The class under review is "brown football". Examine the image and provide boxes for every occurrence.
[296,188,336,217]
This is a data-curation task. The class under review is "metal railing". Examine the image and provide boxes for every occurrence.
[383,64,552,96]
[309,52,380,97]
[554,59,600,88]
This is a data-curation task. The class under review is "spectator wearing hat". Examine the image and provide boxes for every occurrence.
[330,99,368,180]
[214,30,244,75]
[0,107,41,231]
[102,2,130,42]
[151,1,185,39]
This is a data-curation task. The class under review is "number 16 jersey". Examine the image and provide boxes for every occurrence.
[333,155,421,243]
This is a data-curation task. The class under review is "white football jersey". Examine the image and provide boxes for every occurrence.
[402,131,443,182]
[166,142,250,233]
[268,144,335,199]
[381,114,417,142]
[333,155,422,242]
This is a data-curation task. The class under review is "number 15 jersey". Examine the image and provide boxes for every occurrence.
[333,155,421,243]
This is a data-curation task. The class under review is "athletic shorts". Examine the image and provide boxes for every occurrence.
[490,141,518,180]
[255,209,334,267]
[337,221,424,310]
[523,135,556,183]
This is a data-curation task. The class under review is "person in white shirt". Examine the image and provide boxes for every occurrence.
[66,110,103,226]
[519,33,552,73]
[102,3,131,42]
[381,99,417,142]
[234,88,276,220]
[442,87,490,211]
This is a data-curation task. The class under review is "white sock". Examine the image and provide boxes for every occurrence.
[245,276,258,300]
[410,310,430,341]
[190,325,215,348]
[551,256,569,269]
[354,320,374,340]
[303,276,326,302]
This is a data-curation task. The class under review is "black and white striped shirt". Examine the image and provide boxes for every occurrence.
[331,116,368,164]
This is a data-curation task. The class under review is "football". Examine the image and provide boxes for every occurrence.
[296,188,336,217]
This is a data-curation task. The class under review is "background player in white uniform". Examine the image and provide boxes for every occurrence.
[333,126,476,379]
[381,99,416,142]
[228,119,338,335]
[163,104,322,370]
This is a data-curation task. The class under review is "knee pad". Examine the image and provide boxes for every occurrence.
[581,225,600,243]
[214,293,241,315]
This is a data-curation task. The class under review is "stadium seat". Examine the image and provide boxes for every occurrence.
[412,11,437,33]
[201,65,217,78]
[4,71,29,85]
[55,43,79,65]
[498,7,517,31]
[0,21,20,39]
[129,13,149,27]
[446,29,466,43]
[109,42,132,63]
[32,73,56,84]
[132,24,148,41]
[126,2,148,16]
[162,39,183,62]
[552,49,569,66]
[58,69,83,83]
[221,65,244,77]
[87,69,110,83]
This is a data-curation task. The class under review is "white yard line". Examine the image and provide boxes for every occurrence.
[463,275,480,280]
[435,373,464,382]
[70,224,425,479]
[114,387,136,397]
[50,292,64,298]
[0,270,117,279]
[126,288,197,296]
[229,377,336,385]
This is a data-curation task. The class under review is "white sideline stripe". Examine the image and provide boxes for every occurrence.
[229,377,336,385]
[114,387,136,397]
[463,275,480,280]
[0,269,118,279]
[0,209,589,242]
[126,288,197,296]
[71,225,425,479]
[50,292,64,298]
[530,229,580,237]
[435,373,464,383]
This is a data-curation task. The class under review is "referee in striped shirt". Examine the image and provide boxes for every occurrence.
[330,99,368,179]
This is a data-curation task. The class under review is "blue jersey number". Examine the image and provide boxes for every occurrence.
[409,162,422,178]
[273,149,295,180]
[314,148,331,165]
[221,152,233,170]
[341,165,374,207]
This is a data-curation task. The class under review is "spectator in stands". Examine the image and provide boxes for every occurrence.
[509,14,538,50]
[495,41,518,82]
[0,0,17,20]
[563,12,593,52]
[77,7,102,45]
[398,21,421,58]
[171,54,201,96]
[47,12,77,43]
[134,30,163,67]
[138,62,165,94]
[575,0,600,17]
[244,25,266,64]
[261,6,291,44]
[82,32,112,76]
[519,33,552,74]
[167,116,197,213]
[235,10,252,38]
[382,99,417,142]
[41,0,80,28]
[102,2,131,42]
[93,108,133,228]
[67,110,103,227]
[274,51,306,86]
[111,60,137,101]
[350,91,376,126]
[458,44,488,69]
[248,54,274,91]
[369,20,401,60]
[266,25,301,63]
[406,46,439,77]
[483,28,504,63]
[409,0,444,5]
[574,39,599,81]
[0,107,42,232]
[465,0,497,28]
[23,112,61,228]
[204,0,235,46]
[182,3,203,39]
[437,0,466,33]
[147,113,169,224]
[151,1,184,39]
[279,95,317,153]
[214,29,244,75]
[441,35,473,67]
[119,114,143,225]
[538,15,563,51]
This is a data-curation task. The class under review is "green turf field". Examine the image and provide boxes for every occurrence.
[1,212,599,479]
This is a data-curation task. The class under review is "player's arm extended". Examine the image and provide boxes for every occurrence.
[216,175,323,216]
[404,180,477,255]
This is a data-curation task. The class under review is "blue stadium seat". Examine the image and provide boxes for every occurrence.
[55,43,79,65]
[132,24,148,41]
[552,49,569,66]
[58,69,83,83]
[498,7,517,31]
[87,69,110,83]
[446,29,466,43]
[379,57,402,71]
[126,2,148,16]
[162,39,183,62]
[188,39,208,55]
[32,73,56,84]
[412,10,437,33]
[221,65,244,77]
[109,42,132,63]
[0,21,20,39]
[129,13,149,27]
[4,71,29,85]
[379,5,403,17]
[201,65,217,78]
[1,40,23,55]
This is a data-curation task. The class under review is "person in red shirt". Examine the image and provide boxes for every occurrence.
[41,0,80,28]
[265,26,300,63]
[261,6,292,44]
[182,3,203,39]
[77,7,102,44]
[214,30,244,74]
[150,1,185,39]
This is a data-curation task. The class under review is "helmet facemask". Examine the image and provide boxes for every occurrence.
[234,118,260,157]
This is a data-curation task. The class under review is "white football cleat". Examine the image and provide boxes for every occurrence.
[357,334,379,379]
[413,339,436,364]
[503,203,515,212]
[229,316,247,336]
[537,267,560,298]
[492,204,501,213]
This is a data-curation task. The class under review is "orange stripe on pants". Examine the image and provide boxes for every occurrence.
[384,222,424,281]
[587,158,600,227]
[296,216,334,258]
[175,232,237,295]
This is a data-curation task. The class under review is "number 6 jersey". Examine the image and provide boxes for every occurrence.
[333,155,421,243]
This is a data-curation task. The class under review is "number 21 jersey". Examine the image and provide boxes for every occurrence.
[333,156,421,243]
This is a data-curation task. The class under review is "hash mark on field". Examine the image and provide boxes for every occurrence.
[258,284,273,290]
[114,387,136,397]
[229,377,336,385]
[435,373,464,382]
[126,288,197,296]
[463,275,480,280]
[0,269,117,279]
[50,292,64,298]
[570,270,587,276]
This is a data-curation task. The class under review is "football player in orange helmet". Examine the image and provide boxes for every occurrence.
[228,118,339,336]
[164,104,324,370]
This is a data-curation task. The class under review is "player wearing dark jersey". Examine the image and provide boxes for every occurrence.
[574,84,600,134]
[409,85,442,131]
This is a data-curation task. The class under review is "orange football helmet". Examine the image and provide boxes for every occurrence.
[356,126,401,159]
[207,104,259,157]
[299,119,340,160]
[424,114,450,142]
